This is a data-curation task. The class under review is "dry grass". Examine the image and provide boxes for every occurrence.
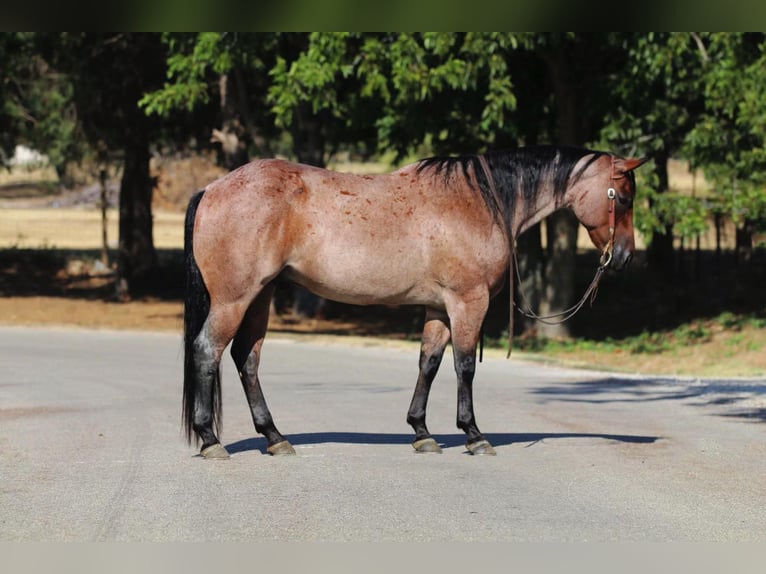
[0,208,184,249]
[535,328,766,378]
[666,158,713,195]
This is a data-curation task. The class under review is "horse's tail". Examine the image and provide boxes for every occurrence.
[182,189,219,444]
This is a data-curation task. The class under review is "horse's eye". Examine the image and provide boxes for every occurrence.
[617,195,632,207]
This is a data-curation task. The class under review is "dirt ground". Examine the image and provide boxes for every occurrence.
[0,294,420,341]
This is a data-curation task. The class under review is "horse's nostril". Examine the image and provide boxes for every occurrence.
[623,252,633,269]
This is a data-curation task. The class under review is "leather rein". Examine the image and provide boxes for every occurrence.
[476,154,619,359]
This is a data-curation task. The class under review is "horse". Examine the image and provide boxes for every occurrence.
[182,145,647,458]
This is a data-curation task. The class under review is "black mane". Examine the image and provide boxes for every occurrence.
[417,145,606,231]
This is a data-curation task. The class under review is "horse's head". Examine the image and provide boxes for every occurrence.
[570,154,648,271]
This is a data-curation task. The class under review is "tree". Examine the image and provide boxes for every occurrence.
[0,33,32,166]
[684,33,766,264]
[599,33,766,274]
[599,33,710,279]
[140,33,283,170]
[267,33,520,159]
[0,33,84,177]
[49,33,171,297]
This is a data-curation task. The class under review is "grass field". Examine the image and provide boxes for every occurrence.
[0,208,184,249]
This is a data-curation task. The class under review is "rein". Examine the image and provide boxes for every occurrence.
[476,154,618,359]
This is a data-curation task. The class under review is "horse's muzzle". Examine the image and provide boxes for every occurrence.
[610,246,633,271]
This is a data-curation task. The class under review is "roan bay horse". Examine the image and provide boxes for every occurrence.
[183,145,647,458]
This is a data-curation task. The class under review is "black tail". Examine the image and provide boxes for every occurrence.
[182,190,220,444]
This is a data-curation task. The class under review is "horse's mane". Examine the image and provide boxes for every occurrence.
[417,145,606,230]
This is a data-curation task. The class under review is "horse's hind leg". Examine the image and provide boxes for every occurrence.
[192,304,245,459]
[407,309,450,453]
[231,283,295,456]
[192,324,228,458]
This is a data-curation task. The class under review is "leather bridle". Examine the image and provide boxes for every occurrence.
[599,157,618,268]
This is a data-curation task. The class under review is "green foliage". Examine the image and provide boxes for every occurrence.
[139,33,222,115]
[140,33,278,118]
[139,32,256,116]
[636,189,710,243]
[267,33,520,158]
[0,33,86,177]
[683,34,766,230]
[597,32,766,246]
[268,32,354,128]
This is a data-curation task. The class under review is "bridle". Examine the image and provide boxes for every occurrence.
[599,168,618,268]
[476,154,621,358]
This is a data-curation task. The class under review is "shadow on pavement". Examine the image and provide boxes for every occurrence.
[226,430,660,455]
[532,376,766,423]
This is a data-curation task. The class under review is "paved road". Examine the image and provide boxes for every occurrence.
[1,326,764,541]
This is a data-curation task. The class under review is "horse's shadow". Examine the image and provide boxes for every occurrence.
[226,431,659,455]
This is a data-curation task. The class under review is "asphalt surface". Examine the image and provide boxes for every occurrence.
[1,325,765,541]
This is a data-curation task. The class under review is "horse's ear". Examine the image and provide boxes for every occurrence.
[614,156,649,174]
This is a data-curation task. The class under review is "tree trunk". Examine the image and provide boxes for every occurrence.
[291,102,326,167]
[211,73,250,171]
[736,218,755,265]
[115,138,157,299]
[515,223,544,336]
[538,43,583,339]
[647,148,675,279]
[538,210,579,338]
[99,166,109,267]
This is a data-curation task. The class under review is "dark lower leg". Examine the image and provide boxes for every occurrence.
[235,349,289,449]
[447,290,495,454]
[454,349,495,455]
[454,350,484,444]
[192,327,223,450]
[407,313,449,443]
[407,351,444,441]
[231,285,293,454]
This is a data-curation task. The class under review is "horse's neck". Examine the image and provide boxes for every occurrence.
[512,186,566,239]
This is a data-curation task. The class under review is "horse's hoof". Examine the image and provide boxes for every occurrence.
[412,437,443,454]
[267,440,296,455]
[200,443,230,459]
[466,440,496,456]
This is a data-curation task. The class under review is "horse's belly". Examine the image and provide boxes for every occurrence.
[284,241,435,306]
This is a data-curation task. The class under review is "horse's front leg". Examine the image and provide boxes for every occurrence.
[231,285,295,456]
[407,308,450,453]
[448,292,497,456]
